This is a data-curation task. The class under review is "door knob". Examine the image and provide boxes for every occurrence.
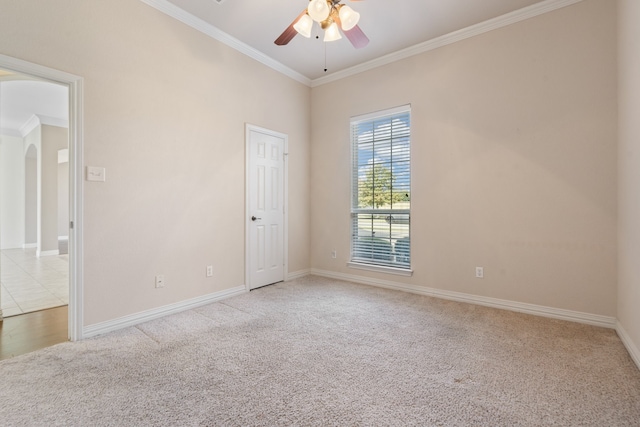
[251,216,261,221]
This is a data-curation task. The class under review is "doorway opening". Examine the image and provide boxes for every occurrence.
[0,54,83,345]
[1,74,69,322]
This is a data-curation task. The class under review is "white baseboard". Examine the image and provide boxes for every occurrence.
[616,321,640,371]
[287,269,311,281]
[23,243,37,249]
[310,268,617,329]
[83,285,247,339]
[37,249,59,257]
[1,245,23,250]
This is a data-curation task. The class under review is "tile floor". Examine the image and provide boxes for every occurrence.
[1,248,68,318]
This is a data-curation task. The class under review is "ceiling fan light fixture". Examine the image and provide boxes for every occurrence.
[274,0,368,49]
[308,0,330,22]
[320,17,333,30]
[323,21,342,42]
[293,13,313,38]
[338,5,360,31]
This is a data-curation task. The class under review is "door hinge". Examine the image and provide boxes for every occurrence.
[69,221,74,229]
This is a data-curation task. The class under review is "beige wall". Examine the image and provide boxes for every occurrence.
[618,0,640,359]
[311,0,617,316]
[0,0,625,333]
[0,0,310,325]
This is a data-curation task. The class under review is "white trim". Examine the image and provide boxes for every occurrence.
[68,76,84,342]
[310,269,617,329]
[286,269,311,281]
[283,138,290,283]
[37,249,60,257]
[245,130,251,291]
[347,262,413,277]
[83,285,247,338]
[245,124,289,291]
[138,0,311,86]
[311,0,584,87]
[22,243,37,249]
[351,104,412,124]
[20,114,40,137]
[0,73,39,83]
[0,53,85,342]
[616,321,640,371]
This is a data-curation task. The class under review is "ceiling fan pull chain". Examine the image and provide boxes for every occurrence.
[324,42,328,72]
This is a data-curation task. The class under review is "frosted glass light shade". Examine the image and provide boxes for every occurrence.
[338,5,360,31]
[308,0,330,22]
[323,22,342,42]
[293,14,313,38]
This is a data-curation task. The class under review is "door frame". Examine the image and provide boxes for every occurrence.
[245,124,288,291]
[0,54,84,341]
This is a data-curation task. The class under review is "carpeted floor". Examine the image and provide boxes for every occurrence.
[1,275,639,426]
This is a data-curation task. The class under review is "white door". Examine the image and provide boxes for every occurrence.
[247,126,286,290]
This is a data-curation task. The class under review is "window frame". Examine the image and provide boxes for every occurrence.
[348,105,412,276]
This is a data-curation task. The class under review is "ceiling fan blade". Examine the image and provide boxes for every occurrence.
[274,10,307,46]
[343,24,369,49]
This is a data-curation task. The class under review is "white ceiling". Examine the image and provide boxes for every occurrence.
[161,0,557,81]
[0,76,68,137]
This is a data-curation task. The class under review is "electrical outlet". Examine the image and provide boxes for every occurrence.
[331,250,337,259]
[206,265,213,277]
[475,267,484,279]
[155,274,165,288]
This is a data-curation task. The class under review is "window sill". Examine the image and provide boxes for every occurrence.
[347,262,414,277]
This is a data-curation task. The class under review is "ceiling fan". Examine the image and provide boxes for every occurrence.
[275,0,369,48]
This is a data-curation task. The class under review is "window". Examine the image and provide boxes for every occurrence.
[350,105,411,273]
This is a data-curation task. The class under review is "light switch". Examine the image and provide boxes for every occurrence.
[87,166,106,182]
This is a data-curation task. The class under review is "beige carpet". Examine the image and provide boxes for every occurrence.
[1,275,639,426]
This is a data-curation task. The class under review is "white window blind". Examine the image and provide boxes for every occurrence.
[351,105,411,269]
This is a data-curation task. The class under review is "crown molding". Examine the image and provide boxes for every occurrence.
[138,0,582,88]
[138,0,311,86]
[20,114,41,137]
[311,0,584,87]
[17,114,68,138]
